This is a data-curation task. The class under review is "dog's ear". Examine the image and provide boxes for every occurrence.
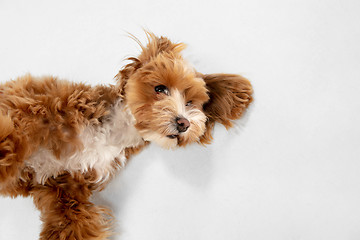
[198,73,253,144]
[115,57,142,98]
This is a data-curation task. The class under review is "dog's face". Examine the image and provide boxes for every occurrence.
[116,32,253,148]
[125,55,209,148]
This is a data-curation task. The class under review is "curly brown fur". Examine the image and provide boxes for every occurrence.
[31,171,113,240]
[0,32,253,239]
[199,73,253,144]
[0,75,120,183]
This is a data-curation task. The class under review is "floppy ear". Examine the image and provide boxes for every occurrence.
[114,57,142,98]
[199,73,253,144]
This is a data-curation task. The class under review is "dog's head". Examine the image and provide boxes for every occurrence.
[116,32,253,148]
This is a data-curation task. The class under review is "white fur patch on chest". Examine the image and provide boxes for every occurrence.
[27,100,144,184]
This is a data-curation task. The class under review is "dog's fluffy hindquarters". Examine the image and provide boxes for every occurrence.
[0,32,253,240]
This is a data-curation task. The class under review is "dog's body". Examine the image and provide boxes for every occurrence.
[0,33,253,240]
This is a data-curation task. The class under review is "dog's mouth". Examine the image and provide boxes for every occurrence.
[167,134,179,139]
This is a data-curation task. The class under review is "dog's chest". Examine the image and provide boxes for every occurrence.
[27,101,144,184]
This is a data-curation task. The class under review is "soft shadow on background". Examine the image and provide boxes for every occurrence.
[1,0,360,240]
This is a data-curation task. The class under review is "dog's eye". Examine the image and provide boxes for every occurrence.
[155,85,169,95]
[186,101,193,107]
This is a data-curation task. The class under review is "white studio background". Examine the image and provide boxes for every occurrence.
[1,0,360,239]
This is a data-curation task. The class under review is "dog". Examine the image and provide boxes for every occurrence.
[0,32,253,240]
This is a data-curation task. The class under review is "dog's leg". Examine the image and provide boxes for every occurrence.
[31,172,112,240]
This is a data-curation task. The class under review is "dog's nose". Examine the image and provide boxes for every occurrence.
[176,117,190,133]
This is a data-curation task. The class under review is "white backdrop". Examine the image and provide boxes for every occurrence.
[1,0,360,239]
